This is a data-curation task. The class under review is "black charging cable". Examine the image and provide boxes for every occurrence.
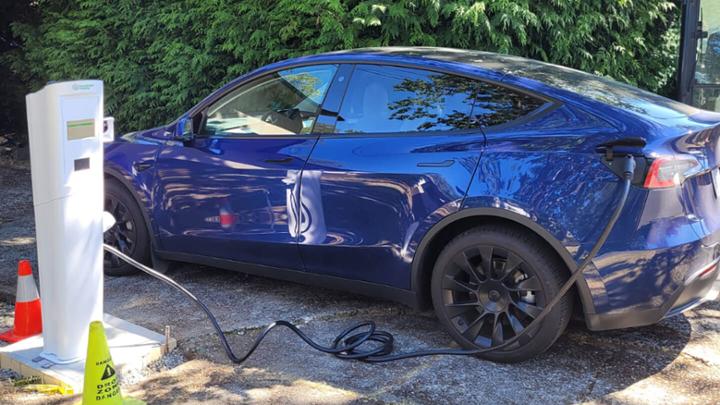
[103,155,636,363]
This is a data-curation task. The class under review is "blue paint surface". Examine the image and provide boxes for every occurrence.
[104,48,720,323]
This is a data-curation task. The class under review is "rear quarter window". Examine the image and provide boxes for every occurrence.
[472,81,547,127]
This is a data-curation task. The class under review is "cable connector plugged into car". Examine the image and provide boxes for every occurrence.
[620,152,637,180]
[597,137,646,186]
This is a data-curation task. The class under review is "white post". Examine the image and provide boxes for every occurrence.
[25,81,105,364]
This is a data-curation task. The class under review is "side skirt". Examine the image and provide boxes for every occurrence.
[155,250,421,309]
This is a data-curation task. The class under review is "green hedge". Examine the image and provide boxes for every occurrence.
[8,0,679,133]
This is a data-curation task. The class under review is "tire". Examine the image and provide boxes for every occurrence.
[103,179,151,276]
[431,225,572,363]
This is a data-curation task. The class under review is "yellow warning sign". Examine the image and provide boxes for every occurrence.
[80,321,145,404]
[93,360,120,402]
[102,364,115,380]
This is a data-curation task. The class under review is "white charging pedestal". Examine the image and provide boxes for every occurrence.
[0,81,174,393]
[26,80,107,364]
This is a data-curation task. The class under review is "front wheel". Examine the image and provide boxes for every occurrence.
[103,179,150,276]
[431,225,572,362]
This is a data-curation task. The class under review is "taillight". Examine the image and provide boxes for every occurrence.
[644,156,701,189]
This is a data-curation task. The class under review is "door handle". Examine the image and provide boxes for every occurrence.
[264,157,294,164]
[417,159,455,168]
[133,161,154,172]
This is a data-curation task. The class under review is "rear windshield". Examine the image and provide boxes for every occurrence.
[515,63,700,120]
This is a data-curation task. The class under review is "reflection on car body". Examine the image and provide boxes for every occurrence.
[104,47,720,361]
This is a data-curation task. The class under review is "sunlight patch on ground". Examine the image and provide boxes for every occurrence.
[682,339,720,365]
[602,354,718,405]
[604,375,692,405]
[245,380,359,404]
[0,236,35,247]
[125,360,361,404]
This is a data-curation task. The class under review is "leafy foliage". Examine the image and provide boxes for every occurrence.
[0,0,38,136]
[7,0,680,134]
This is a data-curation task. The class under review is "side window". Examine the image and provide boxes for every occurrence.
[334,65,546,134]
[204,64,337,136]
[335,65,476,133]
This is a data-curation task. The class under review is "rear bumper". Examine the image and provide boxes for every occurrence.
[586,259,720,330]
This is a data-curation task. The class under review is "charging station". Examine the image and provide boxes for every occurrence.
[0,81,174,393]
[27,80,106,364]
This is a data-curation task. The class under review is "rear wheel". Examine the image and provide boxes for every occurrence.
[431,225,572,362]
[103,179,150,276]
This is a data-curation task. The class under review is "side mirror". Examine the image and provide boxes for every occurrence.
[175,116,195,142]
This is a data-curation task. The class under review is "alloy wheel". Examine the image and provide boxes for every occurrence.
[440,245,546,349]
[103,195,137,270]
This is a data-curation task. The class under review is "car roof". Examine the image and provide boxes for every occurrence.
[317,47,708,126]
[324,46,556,78]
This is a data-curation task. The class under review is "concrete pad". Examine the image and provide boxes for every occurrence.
[0,313,175,393]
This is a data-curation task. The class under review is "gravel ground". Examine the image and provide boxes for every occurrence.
[1,157,720,404]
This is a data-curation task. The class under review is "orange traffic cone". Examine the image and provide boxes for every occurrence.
[0,260,42,343]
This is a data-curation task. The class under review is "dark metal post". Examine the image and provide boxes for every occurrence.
[678,0,703,103]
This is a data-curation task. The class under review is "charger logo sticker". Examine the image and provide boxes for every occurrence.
[67,119,95,140]
[72,83,94,91]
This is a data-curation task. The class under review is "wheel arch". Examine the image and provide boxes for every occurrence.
[104,168,157,249]
[410,208,595,318]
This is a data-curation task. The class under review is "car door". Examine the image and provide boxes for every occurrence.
[153,64,338,270]
[297,64,489,288]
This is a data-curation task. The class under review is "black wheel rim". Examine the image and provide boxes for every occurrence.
[104,196,137,269]
[441,245,546,349]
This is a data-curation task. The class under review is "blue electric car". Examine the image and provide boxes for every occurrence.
[104,47,720,361]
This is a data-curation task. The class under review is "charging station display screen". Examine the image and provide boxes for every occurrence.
[66,118,95,140]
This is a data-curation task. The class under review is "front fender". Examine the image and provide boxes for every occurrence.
[104,140,163,243]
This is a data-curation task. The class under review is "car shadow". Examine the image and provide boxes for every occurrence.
[104,262,709,403]
[545,311,694,399]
